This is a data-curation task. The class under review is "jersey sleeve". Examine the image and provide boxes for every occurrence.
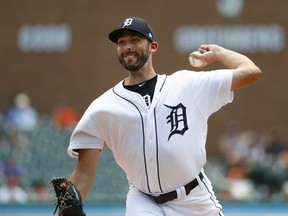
[67,100,105,158]
[191,69,234,119]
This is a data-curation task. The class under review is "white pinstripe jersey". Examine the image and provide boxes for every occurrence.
[68,69,234,195]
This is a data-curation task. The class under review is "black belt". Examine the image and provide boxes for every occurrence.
[148,172,204,204]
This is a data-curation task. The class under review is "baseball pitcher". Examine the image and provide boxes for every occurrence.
[51,17,262,216]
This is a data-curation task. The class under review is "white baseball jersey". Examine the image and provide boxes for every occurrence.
[68,69,233,195]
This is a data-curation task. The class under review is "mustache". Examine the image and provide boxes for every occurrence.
[122,51,138,57]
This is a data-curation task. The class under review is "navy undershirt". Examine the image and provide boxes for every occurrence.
[123,75,157,107]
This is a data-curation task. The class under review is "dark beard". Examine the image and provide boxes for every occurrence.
[118,47,149,72]
[119,53,148,72]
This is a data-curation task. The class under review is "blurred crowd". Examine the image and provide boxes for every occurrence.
[0,92,287,204]
[208,121,288,203]
[0,92,79,204]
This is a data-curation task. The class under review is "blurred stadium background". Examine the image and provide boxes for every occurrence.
[0,0,288,215]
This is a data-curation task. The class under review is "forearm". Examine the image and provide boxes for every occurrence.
[213,46,257,70]
[69,149,100,202]
[70,167,95,202]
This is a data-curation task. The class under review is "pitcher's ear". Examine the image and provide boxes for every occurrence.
[150,41,158,52]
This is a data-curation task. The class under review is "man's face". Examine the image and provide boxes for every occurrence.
[117,32,150,72]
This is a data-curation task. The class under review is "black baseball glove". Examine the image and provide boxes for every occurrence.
[51,177,86,216]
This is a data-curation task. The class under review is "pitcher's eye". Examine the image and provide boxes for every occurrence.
[117,39,125,45]
[131,38,140,43]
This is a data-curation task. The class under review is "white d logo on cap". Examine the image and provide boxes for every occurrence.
[122,18,133,28]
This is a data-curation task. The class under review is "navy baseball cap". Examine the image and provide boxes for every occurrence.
[108,17,154,43]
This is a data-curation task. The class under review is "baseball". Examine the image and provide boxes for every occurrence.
[189,52,206,68]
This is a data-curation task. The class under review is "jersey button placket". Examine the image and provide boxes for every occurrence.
[144,114,159,192]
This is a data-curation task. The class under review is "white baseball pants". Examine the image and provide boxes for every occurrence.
[125,171,224,216]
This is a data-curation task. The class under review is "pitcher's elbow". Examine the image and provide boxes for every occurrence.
[252,67,262,82]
